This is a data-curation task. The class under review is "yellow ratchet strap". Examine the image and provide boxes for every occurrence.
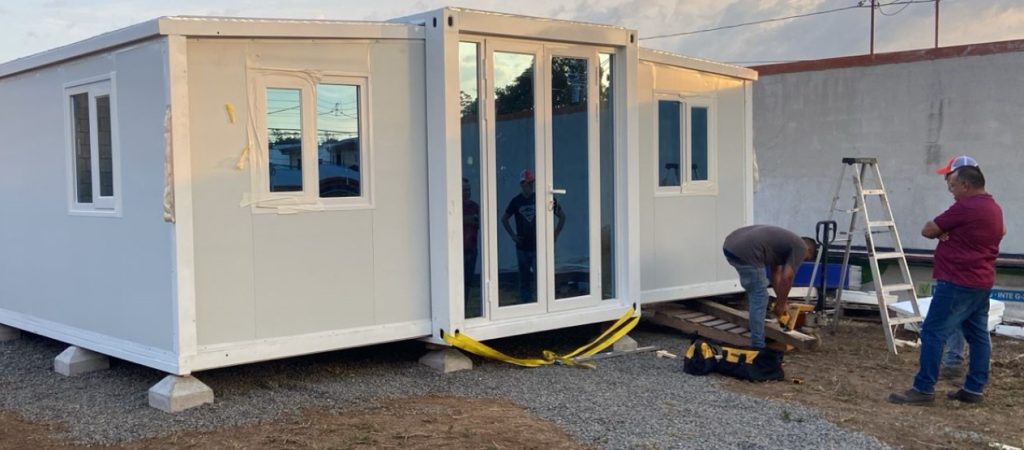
[441,306,640,368]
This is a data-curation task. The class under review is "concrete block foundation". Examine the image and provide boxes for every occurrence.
[419,348,472,373]
[148,375,214,413]
[54,346,110,376]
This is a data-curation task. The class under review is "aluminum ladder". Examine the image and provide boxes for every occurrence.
[822,157,924,354]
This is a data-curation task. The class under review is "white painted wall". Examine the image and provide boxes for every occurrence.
[638,61,749,302]
[186,38,431,350]
[754,51,1024,254]
[0,40,177,357]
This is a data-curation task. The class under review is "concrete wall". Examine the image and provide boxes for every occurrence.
[753,51,1024,254]
[0,40,177,361]
[186,38,431,349]
[638,61,750,302]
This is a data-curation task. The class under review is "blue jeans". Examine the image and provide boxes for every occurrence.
[516,249,536,303]
[943,328,966,369]
[913,280,991,395]
[732,264,770,349]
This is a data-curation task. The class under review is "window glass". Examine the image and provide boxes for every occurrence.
[658,100,681,187]
[494,52,537,307]
[691,106,708,181]
[316,84,361,198]
[266,88,303,192]
[71,93,92,203]
[599,53,615,300]
[459,42,484,318]
[96,95,114,197]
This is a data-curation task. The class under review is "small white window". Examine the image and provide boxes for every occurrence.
[253,71,371,210]
[65,75,120,215]
[655,94,716,196]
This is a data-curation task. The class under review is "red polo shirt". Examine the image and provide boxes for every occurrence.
[932,193,1004,289]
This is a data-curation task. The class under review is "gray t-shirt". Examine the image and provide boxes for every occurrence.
[722,225,806,269]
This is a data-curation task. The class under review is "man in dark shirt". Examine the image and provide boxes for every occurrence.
[463,178,481,316]
[501,169,565,303]
[723,225,816,349]
[890,164,1004,405]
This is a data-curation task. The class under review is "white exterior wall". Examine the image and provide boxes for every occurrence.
[0,39,178,370]
[184,38,431,370]
[638,61,750,303]
[754,51,1024,254]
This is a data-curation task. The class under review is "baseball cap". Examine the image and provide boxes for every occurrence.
[520,169,535,183]
[935,155,978,175]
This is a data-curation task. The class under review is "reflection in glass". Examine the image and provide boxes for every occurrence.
[317,84,361,198]
[599,53,615,300]
[267,88,303,192]
[70,93,92,203]
[551,56,588,300]
[459,42,483,318]
[96,95,113,197]
[495,52,537,307]
[691,106,709,181]
[658,100,681,187]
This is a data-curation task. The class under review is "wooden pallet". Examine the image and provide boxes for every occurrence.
[646,300,819,351]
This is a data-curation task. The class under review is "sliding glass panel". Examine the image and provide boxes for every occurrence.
[551,56,590,299]
[460,42,484,318]
[494,52,537,307]
[690,106,709,181]
[599,53,615,300]
[658,100,681,187]
[266,88,303,192]
[96,95,114,197]
[71,93,92,203]
[317,84,361,198]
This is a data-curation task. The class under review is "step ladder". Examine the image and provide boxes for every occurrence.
[821,157,924,354]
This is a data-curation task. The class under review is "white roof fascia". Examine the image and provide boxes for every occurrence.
[640,47,758,81]
[157,16,424,40]
[0,16,424,80]
[0,19,161,79]
[444,8,635,47]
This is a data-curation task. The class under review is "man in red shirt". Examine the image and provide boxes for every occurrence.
[889,163,1004,405]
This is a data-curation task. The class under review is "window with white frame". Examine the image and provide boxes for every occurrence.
[656,95,715,194]
[65,76,120,214]
[257,71,370,208]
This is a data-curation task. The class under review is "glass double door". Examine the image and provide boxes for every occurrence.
[485,42,603,319]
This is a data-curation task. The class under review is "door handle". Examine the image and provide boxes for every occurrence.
[550,188,567,195]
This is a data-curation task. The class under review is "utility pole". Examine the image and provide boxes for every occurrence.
[934,0,940,48]
[870,0,876,55]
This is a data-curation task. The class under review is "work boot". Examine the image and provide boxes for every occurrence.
[946,389,983,404]
[939,365,965,380]
[888,389,935,405]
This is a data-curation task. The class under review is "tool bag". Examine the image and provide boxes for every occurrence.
[682,338,721,376]
[715,346,785,382]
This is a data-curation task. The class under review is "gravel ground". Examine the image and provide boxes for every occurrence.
[0,323,889,449]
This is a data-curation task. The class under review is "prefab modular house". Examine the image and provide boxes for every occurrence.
[0,8,755,388]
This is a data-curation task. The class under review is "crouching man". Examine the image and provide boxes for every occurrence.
[723,225,816,349]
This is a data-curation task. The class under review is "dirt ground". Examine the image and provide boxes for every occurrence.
[0,397,586,450]
[721,320,1024,450]
[3,322,1021,449]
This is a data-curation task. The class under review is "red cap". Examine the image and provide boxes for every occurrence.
[935,155,978,175]
[520,169,535,183]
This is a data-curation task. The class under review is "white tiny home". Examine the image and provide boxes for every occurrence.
[0,8,755,409]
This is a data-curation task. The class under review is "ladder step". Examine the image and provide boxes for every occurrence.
[868,220,895,228]
[862,189,886,195]
[883,283,915,293]
[887,316,924,326]
[872,252,904,260]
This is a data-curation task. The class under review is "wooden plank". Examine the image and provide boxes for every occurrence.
[688,314,718,324]
[694,300,818,350]
[646,309,750,348]
[713,322,737,331]
[702,319,728,328]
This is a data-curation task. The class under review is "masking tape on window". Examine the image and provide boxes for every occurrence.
[162,107,176,223]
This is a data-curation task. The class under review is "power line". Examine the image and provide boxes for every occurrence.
[640,0,936,41]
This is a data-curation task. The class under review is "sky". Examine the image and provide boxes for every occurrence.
[1,0,1023,66]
